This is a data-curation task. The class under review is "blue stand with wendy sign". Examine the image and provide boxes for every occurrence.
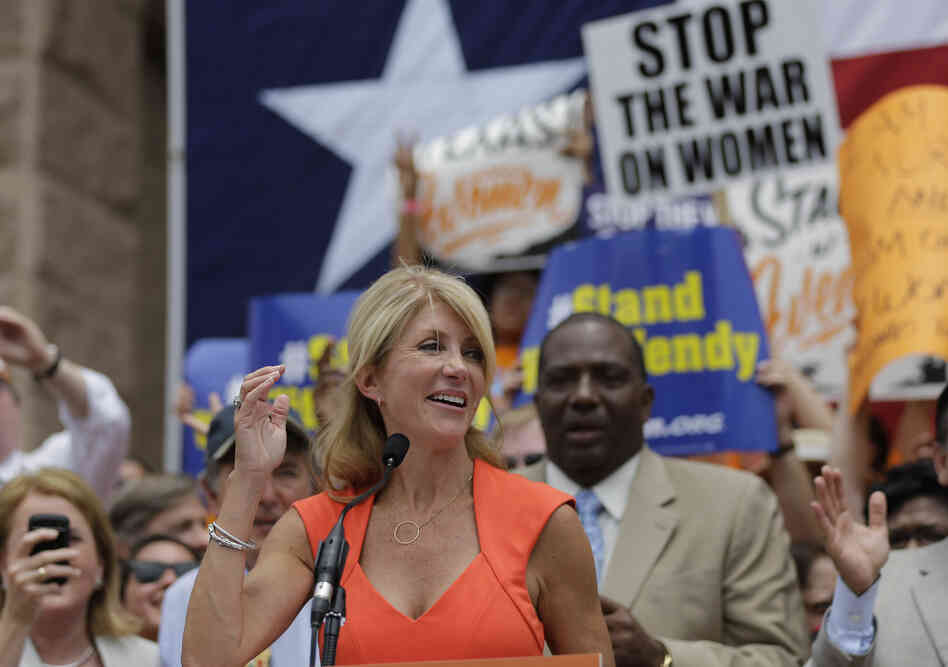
[517,226,777,456]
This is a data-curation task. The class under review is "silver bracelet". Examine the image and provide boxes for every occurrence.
[208,521,258,551]
[208,530,245,551]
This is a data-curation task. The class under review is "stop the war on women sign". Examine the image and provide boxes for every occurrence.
[517,227,777,456]
[582,0,841,202]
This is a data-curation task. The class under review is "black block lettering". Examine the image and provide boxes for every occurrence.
[782,59,810,104]
[802,114,826,159]
[674,83,695,127]
[739,0,769,55]
[667,13,694,70]
[677,138,715,183]
[633,22,664,77]
[703,6,734,63]
[620,152,642,194]
[705,72,747,118]
[720,132,742,175]
[643,88,670,133]
[754,65,779,110]
[781,119,799,163]
[616,94,637,138]
[646,147,668,189]
[745,124,779,169]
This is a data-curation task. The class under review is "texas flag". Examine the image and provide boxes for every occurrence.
[828,2,948,128]
[181,0,948,346]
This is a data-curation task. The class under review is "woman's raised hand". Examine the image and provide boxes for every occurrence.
[1,529,81,628]
[233,365,291,479]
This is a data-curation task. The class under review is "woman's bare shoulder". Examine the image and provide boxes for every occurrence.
[259,507,316,572]
[527,504,596,605]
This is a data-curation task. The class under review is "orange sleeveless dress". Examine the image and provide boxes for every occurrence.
[293,458,572,664]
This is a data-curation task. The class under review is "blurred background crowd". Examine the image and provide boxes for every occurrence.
[2,1,948,666]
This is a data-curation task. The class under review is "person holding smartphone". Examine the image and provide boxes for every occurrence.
[0,468,157,666]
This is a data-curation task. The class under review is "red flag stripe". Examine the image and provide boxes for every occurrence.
[832,43,948,128]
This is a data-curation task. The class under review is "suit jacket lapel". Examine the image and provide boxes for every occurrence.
[601,447,678,606]
[909,540,948,663]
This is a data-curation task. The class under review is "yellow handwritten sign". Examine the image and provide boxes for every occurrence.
[838,85,948,412]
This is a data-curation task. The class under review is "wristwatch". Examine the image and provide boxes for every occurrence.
[33,344,62,382]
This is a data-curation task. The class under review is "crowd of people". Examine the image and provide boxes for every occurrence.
[0,262,945,667]
[0,106,943,667]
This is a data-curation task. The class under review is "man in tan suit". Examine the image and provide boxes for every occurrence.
[521,313,808,667]
[807,384,948,666]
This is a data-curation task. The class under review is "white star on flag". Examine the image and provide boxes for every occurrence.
[260,0,586,292]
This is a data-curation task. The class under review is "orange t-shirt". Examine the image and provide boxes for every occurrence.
[293,459,572,663]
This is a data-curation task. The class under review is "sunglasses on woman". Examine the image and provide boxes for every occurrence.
[126,559,198,584]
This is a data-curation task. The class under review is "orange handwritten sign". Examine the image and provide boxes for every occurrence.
[839,85,948,412]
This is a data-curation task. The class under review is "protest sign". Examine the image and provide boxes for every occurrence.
[724,164,854,398]
[248,291,361,430]
[182,338,249,477]
[725,163,946,401]
[517,227,776,455]
[412,90,588,272]
[582,0,841,201]
[839,85,948,413]
[579,188,719,236]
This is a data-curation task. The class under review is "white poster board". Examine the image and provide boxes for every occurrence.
[412,90,587,272]
[583,0,841,201]
[726,164,947,400]
[725,164,853,397]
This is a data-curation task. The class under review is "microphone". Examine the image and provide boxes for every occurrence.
[381,432,409,469]
[310,434,410,666]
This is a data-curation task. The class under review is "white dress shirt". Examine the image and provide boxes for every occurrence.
[0,368,130,501]
[546,453,641,580]
[822,575,879,656]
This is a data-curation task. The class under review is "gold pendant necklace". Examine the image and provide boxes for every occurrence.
[393,474,473,545]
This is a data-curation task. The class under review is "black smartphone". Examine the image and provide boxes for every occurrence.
[28,513,70,585]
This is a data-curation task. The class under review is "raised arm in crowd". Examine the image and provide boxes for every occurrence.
[807,383,948,666]
[0,307,130,501]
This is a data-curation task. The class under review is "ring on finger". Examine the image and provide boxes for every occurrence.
[37,566,47,578]
[233,397,242,410]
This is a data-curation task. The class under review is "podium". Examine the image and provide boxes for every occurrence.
[348,653,602,667]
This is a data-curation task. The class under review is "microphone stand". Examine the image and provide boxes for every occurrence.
[311,436,408,667]
[322,586,346,664]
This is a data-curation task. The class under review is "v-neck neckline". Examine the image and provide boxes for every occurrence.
[348,459,483,622]
[353,552,486,622]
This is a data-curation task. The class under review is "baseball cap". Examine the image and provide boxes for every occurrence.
[205,404,310,465]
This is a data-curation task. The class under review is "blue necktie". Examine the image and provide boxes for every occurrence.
[575,488,605,583]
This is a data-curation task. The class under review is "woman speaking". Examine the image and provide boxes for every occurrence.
[183,266,613,666]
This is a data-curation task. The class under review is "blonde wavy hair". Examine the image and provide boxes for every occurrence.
[318,265,505,494]
[0,468,140,636]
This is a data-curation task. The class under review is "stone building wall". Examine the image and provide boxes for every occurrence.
[0,0,167,470]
